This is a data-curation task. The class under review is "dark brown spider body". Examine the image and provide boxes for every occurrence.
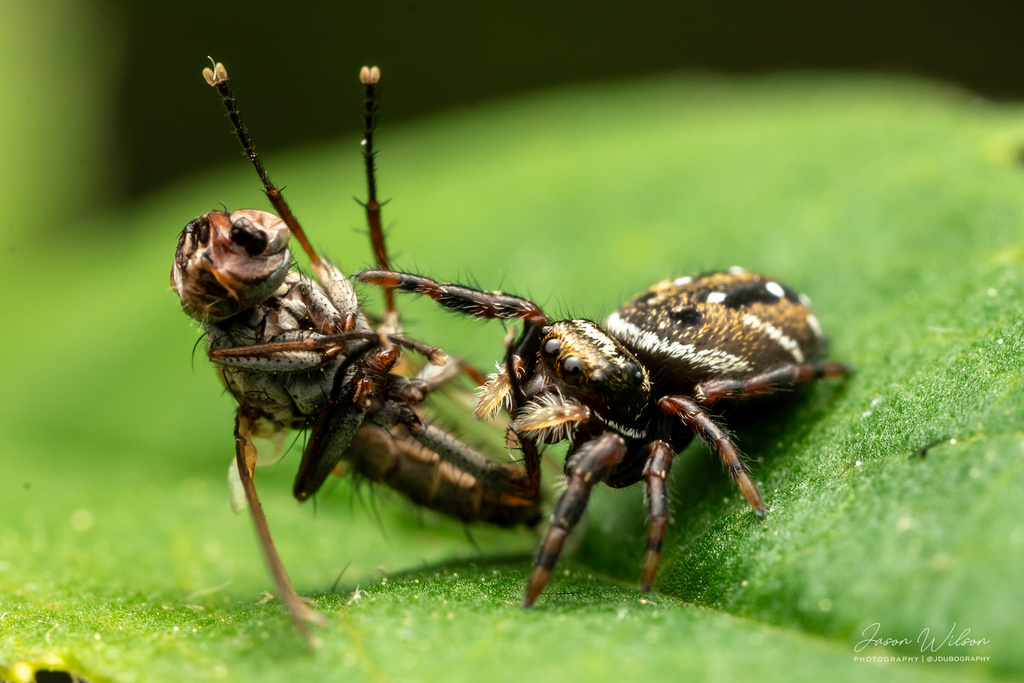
[357,266,850,605]
[608,270,824,391]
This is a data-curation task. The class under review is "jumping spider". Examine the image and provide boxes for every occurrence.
[357,267,850,605]
[171,62,539,642]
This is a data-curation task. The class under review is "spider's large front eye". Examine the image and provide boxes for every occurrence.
[561,356,583,384]
[541,337,561,360]
[231,216,269,255]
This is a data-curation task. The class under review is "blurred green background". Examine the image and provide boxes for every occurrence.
[9,0,1024,238]
[2,3,1024,682]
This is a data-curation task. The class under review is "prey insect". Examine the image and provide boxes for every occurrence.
[171,62,539,642]
[357,267,850,605]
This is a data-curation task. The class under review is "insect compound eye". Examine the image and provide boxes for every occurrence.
[230,216,269,255]
[560,356,584,385]
[541,337,562,360]
[192,216,211,245]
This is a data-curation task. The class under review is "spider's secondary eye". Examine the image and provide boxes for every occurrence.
[541,338,562,359]
[561,356,583,384]
[231,217,269,255]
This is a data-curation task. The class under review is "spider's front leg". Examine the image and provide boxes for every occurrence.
[356,270,549,327]
[234,410,326,645]
[658,395,767,516]
[524,432,627,607]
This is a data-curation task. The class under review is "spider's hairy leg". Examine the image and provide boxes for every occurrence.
[234,410,326,645]
[524,432,627,607]
[640,440,674,592]
[475,355,525,419]
[658,396,767,516]
[694,362,851,406]
[514,398,590,444]
[355,271,549,327]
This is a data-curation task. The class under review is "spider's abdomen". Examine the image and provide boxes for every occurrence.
[605,269,824,389]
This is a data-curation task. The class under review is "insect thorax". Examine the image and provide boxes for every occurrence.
[206,272,349,428]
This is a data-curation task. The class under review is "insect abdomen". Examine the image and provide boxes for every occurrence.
[342,425,542,528]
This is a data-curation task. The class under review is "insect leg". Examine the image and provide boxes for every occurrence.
[356,66,397,317]
[658,396,767,516]
[234,410,326,643]
[202,61,369,328]
[640,440,675,591]
[694,362,851,406]
[524,432,627,607]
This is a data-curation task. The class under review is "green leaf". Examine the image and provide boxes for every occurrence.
[2,74,1020,681]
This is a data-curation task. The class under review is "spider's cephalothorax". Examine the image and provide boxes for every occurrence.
[357,266,849,605]
[172,63,539,642]
[514,320,651,444]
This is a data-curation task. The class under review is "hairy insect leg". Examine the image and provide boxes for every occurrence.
[658,396,767,516]
[524,432,627,607]
[210,331,447,371]
[203,63,320,267]
[694,362,851,406]
[356,65,397,318]
[234,411,326,643]
[640,440,675,591]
